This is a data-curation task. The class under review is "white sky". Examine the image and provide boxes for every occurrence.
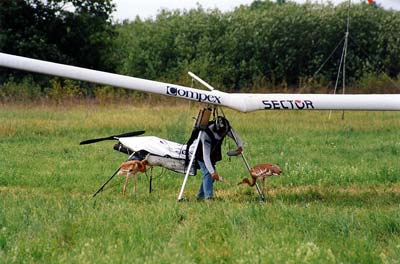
[112,0,400,21]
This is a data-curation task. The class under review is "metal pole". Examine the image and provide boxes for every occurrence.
[239,152,266,202]
[178,131,202,201]
[149,167,153,193]
[92,152,136,198]
[92,166,121,198]
[342,0,351,120]
[230,130,265,202]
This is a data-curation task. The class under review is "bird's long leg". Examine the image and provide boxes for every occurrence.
[261,177,266,193]
[123,172,130,195]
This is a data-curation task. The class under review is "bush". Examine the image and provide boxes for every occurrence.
[113,1,400,91]
[0,77,41,101]
[354,73,400,94]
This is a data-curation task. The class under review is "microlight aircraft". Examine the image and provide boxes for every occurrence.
[0,52,399,201]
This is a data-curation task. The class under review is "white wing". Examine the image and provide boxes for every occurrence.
[118,136,195,160]
[1,52,399,112]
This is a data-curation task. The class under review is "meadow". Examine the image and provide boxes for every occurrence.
[0,102,399,263]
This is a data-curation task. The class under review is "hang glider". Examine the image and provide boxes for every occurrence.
[0,52,399,112]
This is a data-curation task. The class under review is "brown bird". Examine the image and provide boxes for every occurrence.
[237,163,282,192]
[117,159,149,194]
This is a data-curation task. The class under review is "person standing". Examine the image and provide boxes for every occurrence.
[193,116,243,200]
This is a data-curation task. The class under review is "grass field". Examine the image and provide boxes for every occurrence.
[1,102,399,263]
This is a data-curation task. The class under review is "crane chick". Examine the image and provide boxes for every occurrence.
[117,159,149,194]
[237,163,282,192]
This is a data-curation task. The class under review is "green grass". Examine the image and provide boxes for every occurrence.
[1,103,400,263]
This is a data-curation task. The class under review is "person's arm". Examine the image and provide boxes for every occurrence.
[227,128,243,155]
[201,133,226,182]
[201,133,215,174]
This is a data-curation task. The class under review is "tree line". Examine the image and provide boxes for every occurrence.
[1,0,399,99]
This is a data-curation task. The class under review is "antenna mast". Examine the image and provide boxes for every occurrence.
[342,0,351,119]
[329,0,351,120]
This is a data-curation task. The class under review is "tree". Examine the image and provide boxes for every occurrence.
[0,0,116,71]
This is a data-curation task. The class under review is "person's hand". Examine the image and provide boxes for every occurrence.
[227,146,243,156]
[212,172,227,183]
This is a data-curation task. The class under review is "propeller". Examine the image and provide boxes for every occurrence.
[79,130,145,145]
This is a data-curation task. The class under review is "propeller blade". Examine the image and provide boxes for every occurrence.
[79,130,145,145]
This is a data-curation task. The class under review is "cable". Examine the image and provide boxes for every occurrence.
[313,36,345,77]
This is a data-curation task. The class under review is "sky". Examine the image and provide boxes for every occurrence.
[112,0,400,21]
